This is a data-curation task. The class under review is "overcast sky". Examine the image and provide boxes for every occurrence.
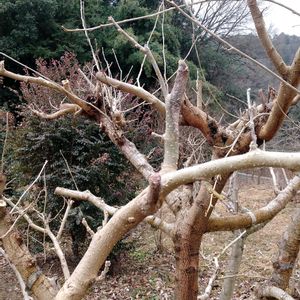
[256,1,300,36]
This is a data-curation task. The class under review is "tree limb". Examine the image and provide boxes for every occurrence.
[0,61,92,113]
[30,104,82,120]
[145,215,175,237]
[161,150,300,197]
[55,178,162,299]
[256,285,295,300]
[208,174,300,232]
[109,16,168,99]
[181,97,220,144]
[96,72,165,115]
[45,223,70,280]
[258,47,300,140]
[247,0,289,78]
[54,188,117,215]
[166,1,300,95]
[0,247,33,300]
[270,207,300,290]
[162,60,188,172]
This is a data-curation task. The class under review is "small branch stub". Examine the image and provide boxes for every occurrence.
[147,173,161,211]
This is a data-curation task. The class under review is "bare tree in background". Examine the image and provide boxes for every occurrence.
[0,0,300,299]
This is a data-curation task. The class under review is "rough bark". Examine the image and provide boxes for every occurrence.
[173,184,208,300]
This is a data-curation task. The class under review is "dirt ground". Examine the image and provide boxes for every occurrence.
[1,182,300,300]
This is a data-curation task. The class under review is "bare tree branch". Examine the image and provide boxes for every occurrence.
[161,150,300,197]
[0,61,93,113]
[256,285,295,300]
[263,0,300,17]
[247,0,289,78]
[208,174,300,232]
[162,60,189,172]
[258,47,300,140]
[270,207,300,291]
[54,187,117,215]
[31,103,82,120]
[0,247,33,300]
[96,72,165,115]
[145,215,174,237]
[181,97,220,144]
[109,16,168,99]
[45,223,70,280]
[61,1,207,33]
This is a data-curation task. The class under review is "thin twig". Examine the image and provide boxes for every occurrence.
[80,0,101,71]
[60,150,79,191]
[10,161,48,214]
[82,218,95,237]
[264,0,300,17]
[0,202,36,239]
[45,223,70,280]
[62,1,210,33]
[109,16,168,100]
[4,197,45,233]
[95,261,111,282]
[0,113,9,173]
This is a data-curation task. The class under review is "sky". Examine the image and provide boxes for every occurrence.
[261,0,300,36]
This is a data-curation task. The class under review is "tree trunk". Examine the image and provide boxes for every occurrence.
[271,207,300,291]
[174,175,229,300]
[174,224,204,300]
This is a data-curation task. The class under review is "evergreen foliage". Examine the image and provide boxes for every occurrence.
[6,115,139,255]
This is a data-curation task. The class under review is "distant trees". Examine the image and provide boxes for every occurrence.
[0,1,300,300]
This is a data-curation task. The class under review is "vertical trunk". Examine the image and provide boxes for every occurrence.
[174,226,204,300]
[220,231,245,300]
[173,175,229,300]
[271,207,300,290]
